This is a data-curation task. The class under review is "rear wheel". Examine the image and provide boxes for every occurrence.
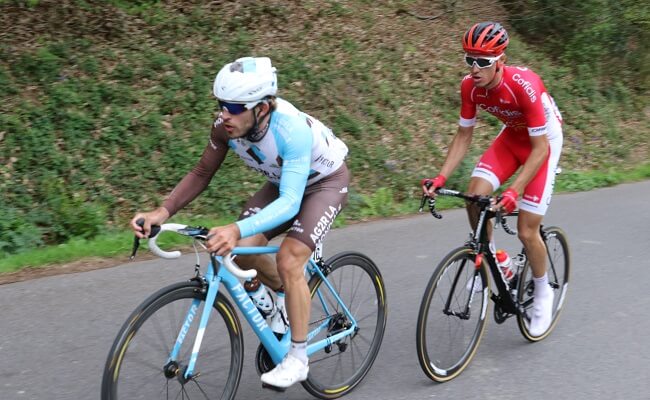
[101,281,244,400]
[517,226,570,341]
[302,252,387,399]
[416,246,489,382]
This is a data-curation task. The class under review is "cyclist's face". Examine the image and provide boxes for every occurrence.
[220,108,255,139]
[467,54,501,88]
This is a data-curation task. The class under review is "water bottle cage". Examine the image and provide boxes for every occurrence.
[254,299,276,318]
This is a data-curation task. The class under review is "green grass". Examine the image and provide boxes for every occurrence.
[2,165,648,274]
[0,217,229,273]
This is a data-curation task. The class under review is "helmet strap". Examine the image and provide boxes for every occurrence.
[245,102,272,142]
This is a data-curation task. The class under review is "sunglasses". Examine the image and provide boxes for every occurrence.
[218,100,249,115]
[464,54,502,69]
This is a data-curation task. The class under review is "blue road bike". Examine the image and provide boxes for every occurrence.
[101,223,387,399]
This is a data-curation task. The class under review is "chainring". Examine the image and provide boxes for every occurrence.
[255,343,276,376]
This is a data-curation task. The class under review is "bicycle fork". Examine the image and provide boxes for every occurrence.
[166,269,222,382]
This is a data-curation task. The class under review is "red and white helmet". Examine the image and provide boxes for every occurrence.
[462,22,509,56]
[213,57,277,109]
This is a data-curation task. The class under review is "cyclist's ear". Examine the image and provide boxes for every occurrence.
[496,54,507,72]
[256,100,270,114]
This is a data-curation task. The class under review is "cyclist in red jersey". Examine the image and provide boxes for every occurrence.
[421,22,563,337]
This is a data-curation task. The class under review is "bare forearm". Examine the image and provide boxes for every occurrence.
[440,126,473,178]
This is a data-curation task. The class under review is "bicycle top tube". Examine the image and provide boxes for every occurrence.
[231,246,280,255]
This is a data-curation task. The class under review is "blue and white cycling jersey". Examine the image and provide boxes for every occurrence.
[224,98,348,238]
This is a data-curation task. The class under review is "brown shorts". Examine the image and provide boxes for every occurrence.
[237,163,350,251]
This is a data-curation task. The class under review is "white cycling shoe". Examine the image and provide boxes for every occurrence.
[529,289,554,336]
[261,354,309,389]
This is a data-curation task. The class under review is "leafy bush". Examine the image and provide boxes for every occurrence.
[507,0,650,93]
[0,203,41,256]
[0,0,647,257]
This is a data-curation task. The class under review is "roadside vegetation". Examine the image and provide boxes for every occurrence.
[1,0,648,272]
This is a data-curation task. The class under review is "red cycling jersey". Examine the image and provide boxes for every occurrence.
[459,66,562,138]
[459,65,564,215]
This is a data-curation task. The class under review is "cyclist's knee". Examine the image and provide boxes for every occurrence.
[276,238,311,281]
[517,224,541,246]
[517,211,543,245]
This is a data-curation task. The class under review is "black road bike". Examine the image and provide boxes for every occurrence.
[416,188,570,382]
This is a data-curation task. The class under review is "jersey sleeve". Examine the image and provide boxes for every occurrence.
[161,121,229,216]
[459,76,477,127]
[236,118,312,238]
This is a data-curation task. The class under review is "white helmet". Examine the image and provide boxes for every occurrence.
[213,56,277,109]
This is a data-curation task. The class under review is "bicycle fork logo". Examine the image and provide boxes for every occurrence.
[232,283,269,332]
[177,303,200,346]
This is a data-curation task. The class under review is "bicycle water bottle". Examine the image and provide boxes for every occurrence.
[244,278,276,318]
[269,287,289,334]
[496,249,515,283]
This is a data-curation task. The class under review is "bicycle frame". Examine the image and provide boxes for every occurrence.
[472,206,521,315]
[171,246,359,380]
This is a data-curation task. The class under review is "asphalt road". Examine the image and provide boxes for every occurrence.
[1,181,649,400]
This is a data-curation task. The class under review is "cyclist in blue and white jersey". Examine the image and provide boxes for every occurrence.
[131,56,349,388]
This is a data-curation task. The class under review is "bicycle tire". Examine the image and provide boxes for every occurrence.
[101,281,244,400]
[416,246,490,382]
[301,251,387,399]
[517,226,570,341]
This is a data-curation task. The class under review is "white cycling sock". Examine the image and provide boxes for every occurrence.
[533,273,550,296]
[289,340,308,365]
[489,241,496,256]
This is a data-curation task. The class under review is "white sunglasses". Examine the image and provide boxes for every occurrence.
[464,53,503,69]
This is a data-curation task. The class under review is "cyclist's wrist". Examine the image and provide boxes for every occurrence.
[152,207,170,223]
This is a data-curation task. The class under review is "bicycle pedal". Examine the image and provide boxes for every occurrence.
[262,382,287,392]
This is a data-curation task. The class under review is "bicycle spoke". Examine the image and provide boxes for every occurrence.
[189,378,211,400]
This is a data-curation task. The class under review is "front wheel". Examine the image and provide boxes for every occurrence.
[101,281,244,400]
[517,226,570,341]
[416,246,490,382]
[302,252,387,399]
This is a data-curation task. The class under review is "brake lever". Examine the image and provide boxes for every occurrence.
[129,218,161,260]
[418,181,443,219]
[418,194,428,212]
[129,236,140,260]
